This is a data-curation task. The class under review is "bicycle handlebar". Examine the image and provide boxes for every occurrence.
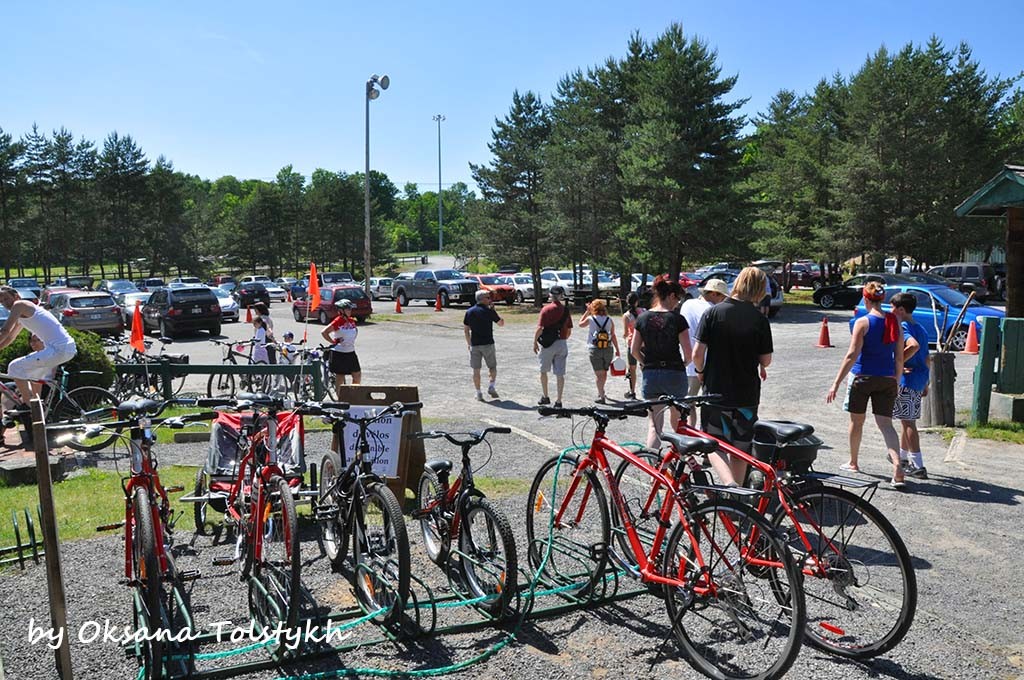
[538,405,650,421]
[624,393,724,411]
[407,425,510,447]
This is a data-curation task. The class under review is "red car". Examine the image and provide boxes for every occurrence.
[291,285,372,324]
[468,274,517,305]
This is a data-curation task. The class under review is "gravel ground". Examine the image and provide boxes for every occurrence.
[1,304,1021,679]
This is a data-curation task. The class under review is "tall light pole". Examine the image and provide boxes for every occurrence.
[364,73,390,298]
[433,114,445,253]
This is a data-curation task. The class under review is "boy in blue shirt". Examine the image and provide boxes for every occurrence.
[890,293,930,478]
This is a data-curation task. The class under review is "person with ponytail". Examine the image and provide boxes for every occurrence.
[621,292,644,399]
[826,280,907,488]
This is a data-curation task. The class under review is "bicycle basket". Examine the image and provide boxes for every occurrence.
[752,429,823,475]
[205,410,306,477]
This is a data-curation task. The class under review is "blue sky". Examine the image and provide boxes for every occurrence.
[2,1,1020,194]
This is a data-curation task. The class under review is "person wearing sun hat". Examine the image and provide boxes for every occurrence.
[321,298,361,389]
[826,280,906,489]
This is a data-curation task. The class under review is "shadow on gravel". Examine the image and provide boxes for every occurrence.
[488,400,536,412]
[771,305,855,326]
[859,471,1022,507]
[817,653,946,679]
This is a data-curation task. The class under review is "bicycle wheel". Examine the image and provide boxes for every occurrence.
[662,498,805,680]
[132,487,164,680]
[525,454,610,600]
[611,447,666,568]
[416,467,450,565]
[51,386,120,452]
[317,451,349,570]
[251,475,300,635]
[459,496,518,618]
[775,484,917,658]
[243,361,270,394]
[206,371,236,398]
[351,482,410,624]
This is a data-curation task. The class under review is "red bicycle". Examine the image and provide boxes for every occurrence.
[57,397,214,680]
[527,404,806,680]
[615,394,917,659]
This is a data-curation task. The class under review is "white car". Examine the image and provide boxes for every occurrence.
[240,275,287,302]
[539,270,576,297]
[368,277,393,300]
[498,274,536,303]
[583,273,618,294]
[210,286,240,322]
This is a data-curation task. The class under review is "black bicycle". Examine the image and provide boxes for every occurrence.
[313,401,420,624]
[410,427,518,619]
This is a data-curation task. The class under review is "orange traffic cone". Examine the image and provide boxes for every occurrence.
[435,292,443,312]
[394,298,402,314]
[816,317,834,348]
[962,321,979,355]
[245,306,253,323]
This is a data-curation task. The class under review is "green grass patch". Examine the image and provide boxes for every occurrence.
[785,289,818,306]
[0,465,201,546]
[966,420,1024,445]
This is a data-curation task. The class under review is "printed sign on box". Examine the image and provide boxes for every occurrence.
[341,406,401,477]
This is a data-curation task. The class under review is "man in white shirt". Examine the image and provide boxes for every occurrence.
[0,286,77,406]
[679,279,728,425]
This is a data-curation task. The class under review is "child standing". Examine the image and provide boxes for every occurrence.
[252,316,269,365]
[621,293,643,399]
[890,293,930,478]
[579,298,620,404]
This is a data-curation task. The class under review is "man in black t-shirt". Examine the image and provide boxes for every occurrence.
[464,289,505,401]
[693,267,773,484]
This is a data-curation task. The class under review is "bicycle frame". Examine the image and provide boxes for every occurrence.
[562,424,734,592]
[122,421,173,579]
[223,414,286,566]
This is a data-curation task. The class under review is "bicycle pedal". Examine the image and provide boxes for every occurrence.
[314,507,338,521]
[589,542,608,562]
[96,520,126,532]
[178,569,202,582]
[409,508,428,519]
[211,557,235,567]
[165,485,185,493]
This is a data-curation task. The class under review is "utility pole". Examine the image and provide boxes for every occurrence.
[433,114,445,253]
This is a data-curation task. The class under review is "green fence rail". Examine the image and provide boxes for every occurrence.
[114,361,325,401]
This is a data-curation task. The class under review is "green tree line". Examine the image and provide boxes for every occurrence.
[467,25,1023,298]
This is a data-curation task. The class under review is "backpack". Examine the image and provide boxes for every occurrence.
[593,317,611,349]
[538,306,569,348]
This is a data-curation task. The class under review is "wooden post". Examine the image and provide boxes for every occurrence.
[998,318,1024,394]
[921,352,956,427]
[30,398,73,679]
[971,317,1001,425]
[1007,207,1024,319]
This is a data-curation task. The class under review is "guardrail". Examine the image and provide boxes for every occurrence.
[395,254,429,265]
[115,360,325,401]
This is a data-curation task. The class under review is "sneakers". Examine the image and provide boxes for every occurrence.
[839,463,861,473]
[538,396,551,406]
[889,478,907,490]
[476,391,485,402]
[624,391,636,400]
[906,465,929,479]
[487,386,500,399]
[595,396,606,405]
[553,401,563,409]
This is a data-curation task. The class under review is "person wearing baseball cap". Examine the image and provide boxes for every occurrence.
[321,298,361,390]
[534,285,572,408]
[679,278,729,425]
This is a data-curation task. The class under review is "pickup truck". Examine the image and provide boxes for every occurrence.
[392,269,479,307]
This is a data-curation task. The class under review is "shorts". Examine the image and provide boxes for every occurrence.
[893,385,923,421]
[627,352,637,367]
[641,368,687,400]
[538,339,568,376]
[687,375,702,396]
[588,346,614,372]
[702,405,758,454]
[329,350,361,376]
[845,374,898,416]
[470,344,497,370]
[6,341,77,381]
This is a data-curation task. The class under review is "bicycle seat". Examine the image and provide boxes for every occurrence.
[753,420,815,445]
[117,398,160,416]
[660,432,717,455]
[426,460,453,476]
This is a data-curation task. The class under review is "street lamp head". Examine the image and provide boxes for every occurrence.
[367,87,380,100]
[379,74,390,90]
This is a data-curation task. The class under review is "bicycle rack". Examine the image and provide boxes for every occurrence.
[0,506,45,569]
[129,572,198,679]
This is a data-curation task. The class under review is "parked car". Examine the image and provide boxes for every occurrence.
[52,275,94,289]
[498,274,536,303]
[7,278,41,300]
[699,271,784,317]
[850,284,1004,351]
[236,276,287,303]
[539,270,576,298]
[142,286,221,338]
[97,279,139,296]
[292,284,372,323]
[321,272,355,284]
[14,287,39,303]
[211,275,236,287]
[582,272,619,295]
[39,286,77,308]
[392,269,478,307]
[232,282,271,308]
[114,291,152,326]
[813,273,911,309]
[49,291,123,336]
[210,286,240,322]
[367,277,394,300]
[992,263,1006,300]
[497,264,522,274]
[135,278,166,292]
[884,257,915,274]
[275,276,298,290]
[169,276,203,286]
[465,274,517,304]
[926,262,995,302]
